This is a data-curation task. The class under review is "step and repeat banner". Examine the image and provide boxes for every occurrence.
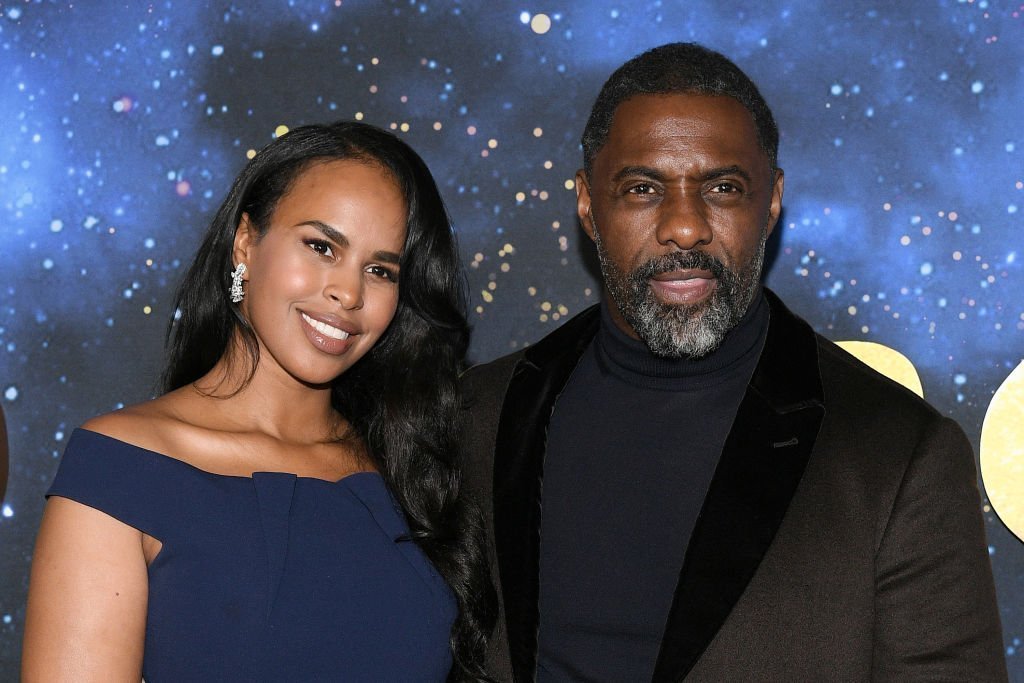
[1,0,1021,674]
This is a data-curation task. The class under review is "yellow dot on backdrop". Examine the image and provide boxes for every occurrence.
[981,361,1024,542]
[564,179,575,190]
[488,138,498,149]
[143,306,152,315]
[530,13,552,34]
[246,149,257,159]
[274,124,289,138]
[835,341,924,397]
[533,127,544,137]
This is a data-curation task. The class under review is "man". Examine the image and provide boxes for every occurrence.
[460,43,1006,682]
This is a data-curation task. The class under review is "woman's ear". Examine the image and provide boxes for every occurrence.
[232,213,255,268]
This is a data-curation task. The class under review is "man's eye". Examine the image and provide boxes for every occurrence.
[626,183,655,194]
[710,182,740,193]
[305,239,334,257]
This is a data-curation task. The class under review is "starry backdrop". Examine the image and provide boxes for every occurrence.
[1,0,1022,675]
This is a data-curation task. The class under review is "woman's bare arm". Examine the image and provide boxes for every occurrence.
[22,496,148,682]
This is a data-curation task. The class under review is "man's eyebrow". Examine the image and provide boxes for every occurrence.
[297,220,401,265]
[700,165,753,183]
[610,164,754,184]
[611,165,669,183]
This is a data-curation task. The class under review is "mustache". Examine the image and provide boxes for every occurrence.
[631,250,727,282]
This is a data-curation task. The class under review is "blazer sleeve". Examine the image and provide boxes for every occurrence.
[871,415,1007,681]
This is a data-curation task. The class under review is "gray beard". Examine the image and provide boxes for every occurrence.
[593,224,767,359]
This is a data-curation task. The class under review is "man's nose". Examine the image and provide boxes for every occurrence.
[654,190,713,251]
[325,267,364,310]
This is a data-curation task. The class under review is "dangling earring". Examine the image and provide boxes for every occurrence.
[230,263,247,303]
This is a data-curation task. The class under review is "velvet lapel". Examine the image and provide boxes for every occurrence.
[652,290,826,682]
[492,306,600,680]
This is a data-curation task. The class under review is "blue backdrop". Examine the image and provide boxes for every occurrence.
[1,0,1021,676]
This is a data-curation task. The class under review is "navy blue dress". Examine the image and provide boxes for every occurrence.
[47,429,457,681]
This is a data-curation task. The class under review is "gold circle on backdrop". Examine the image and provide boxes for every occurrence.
[980,361,1024,543]
[530,13,552,34]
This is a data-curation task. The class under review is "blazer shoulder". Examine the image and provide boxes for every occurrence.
[461,351,525,408]
[815,334,943,423]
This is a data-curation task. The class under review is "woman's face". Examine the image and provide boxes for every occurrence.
[234,159,407,387]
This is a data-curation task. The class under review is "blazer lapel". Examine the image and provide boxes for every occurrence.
[492,306,600,680]
[652,290,827,682]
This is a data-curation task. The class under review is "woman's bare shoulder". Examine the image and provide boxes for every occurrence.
[80,389,202,461]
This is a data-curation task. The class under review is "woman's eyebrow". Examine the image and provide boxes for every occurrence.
[298,220,401,264]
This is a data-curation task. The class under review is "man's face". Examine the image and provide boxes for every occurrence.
[576,93,784,358]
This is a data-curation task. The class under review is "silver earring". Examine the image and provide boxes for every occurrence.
[230,263,247,303]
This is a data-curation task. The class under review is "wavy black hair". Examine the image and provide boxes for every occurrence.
[581,42,780,178]
[162,120,495,680]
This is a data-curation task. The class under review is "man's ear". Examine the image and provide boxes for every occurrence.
[232,213,255,268]
[766,168,785,238]
[576,170,597,243]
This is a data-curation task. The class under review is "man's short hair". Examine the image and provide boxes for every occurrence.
[581,42,780,177]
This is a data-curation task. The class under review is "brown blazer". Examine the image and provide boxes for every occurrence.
[459,289,1006,682]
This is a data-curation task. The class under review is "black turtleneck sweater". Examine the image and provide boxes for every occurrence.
[536,290,770,682]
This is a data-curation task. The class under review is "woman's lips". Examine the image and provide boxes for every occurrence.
[648,270,717,305]
[299,311,357,355]
[301,312,350,340]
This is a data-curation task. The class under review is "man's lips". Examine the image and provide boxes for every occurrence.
[648,269,717,304]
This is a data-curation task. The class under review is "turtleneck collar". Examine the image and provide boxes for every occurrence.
[595,287,770,390]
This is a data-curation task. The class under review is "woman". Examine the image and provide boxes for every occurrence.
[23,121,494,680]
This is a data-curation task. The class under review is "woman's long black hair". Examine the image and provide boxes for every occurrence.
[162,121,495,680]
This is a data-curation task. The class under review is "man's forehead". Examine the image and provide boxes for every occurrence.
[595,93,767,171]
[610,93,757,137]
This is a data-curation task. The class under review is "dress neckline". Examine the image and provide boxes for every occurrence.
[72,428,383,486]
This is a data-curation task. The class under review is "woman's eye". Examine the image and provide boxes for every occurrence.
[367,265,398,282]
[305,239,334,258]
